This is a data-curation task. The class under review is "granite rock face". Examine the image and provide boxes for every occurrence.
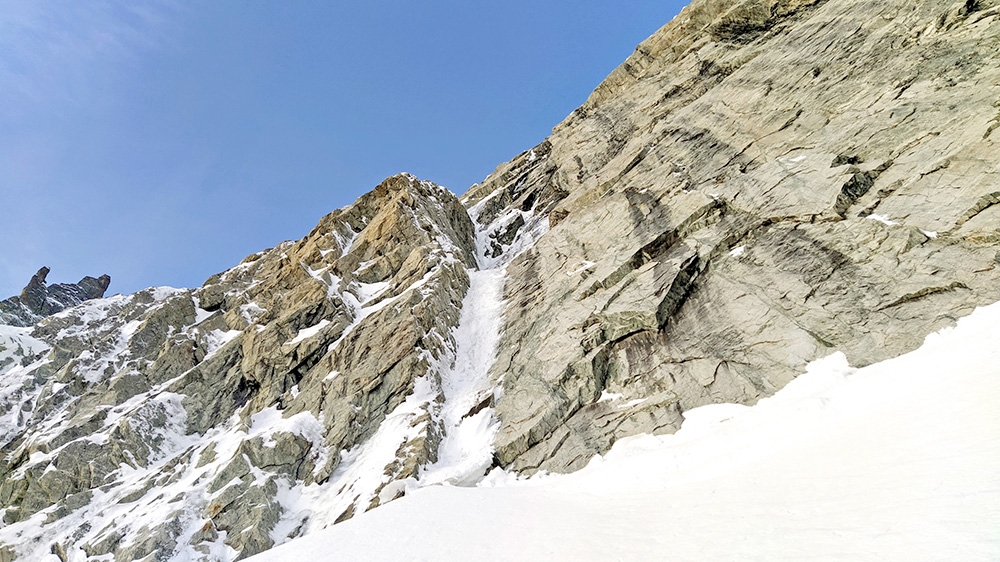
[468,0,1000,473]
[0,268,111,327]
[0,175,479,560]
[1,0,999,560]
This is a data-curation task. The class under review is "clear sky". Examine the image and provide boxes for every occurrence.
[0,1,687,298]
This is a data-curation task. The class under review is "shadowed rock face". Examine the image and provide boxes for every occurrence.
[0,267,111,327]
[1,0,999,560]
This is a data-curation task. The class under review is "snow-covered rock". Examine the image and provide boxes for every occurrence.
[3,0,1000,560]
[0,267,110,328]
[0,175,484,560]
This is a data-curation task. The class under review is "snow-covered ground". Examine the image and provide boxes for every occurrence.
[249,300,1000,562]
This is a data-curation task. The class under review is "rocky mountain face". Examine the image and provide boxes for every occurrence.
[1,0,999,560]
[0,268,110,328]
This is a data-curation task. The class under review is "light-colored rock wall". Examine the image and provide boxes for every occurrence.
[478,0,1000,472]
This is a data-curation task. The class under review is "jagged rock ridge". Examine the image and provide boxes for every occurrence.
[0,0,999,560]
[0,268,110,328]
[0,174,490,560]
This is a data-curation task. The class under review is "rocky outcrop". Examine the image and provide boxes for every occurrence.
[0,267,111,327]
[1,0,999,560]
[468,0,1000,471]
[0,174,481,561]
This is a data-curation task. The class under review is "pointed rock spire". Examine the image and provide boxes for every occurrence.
[0,267,111,327]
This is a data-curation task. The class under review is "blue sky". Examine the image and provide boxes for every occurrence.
[0,1,687,298]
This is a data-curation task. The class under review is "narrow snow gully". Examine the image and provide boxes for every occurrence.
[269,185,548,542]
[417,188,548,487]
[270,190,548,543]
[419,267,506,486]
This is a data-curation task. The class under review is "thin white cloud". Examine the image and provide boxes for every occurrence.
[0,0,184,119]
[0,0,187,296]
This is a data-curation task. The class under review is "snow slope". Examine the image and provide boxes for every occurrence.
[249,300,1000,561]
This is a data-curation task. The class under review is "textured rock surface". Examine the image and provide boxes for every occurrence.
[466,0,1000,472]
[0,268,111,328]
[1,0,999,560]
[0,175,479,560]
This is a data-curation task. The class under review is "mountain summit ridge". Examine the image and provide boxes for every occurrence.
[0,267,110,328]
[1,0,999,559]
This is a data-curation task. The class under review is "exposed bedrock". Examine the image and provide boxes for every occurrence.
[471,0,1000,472]
[1,0,999,559]
[0,267,111,327]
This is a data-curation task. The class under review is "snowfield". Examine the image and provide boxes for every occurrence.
[249,300,1000,562]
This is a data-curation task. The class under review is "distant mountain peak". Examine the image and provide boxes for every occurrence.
[0,266,111,327]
